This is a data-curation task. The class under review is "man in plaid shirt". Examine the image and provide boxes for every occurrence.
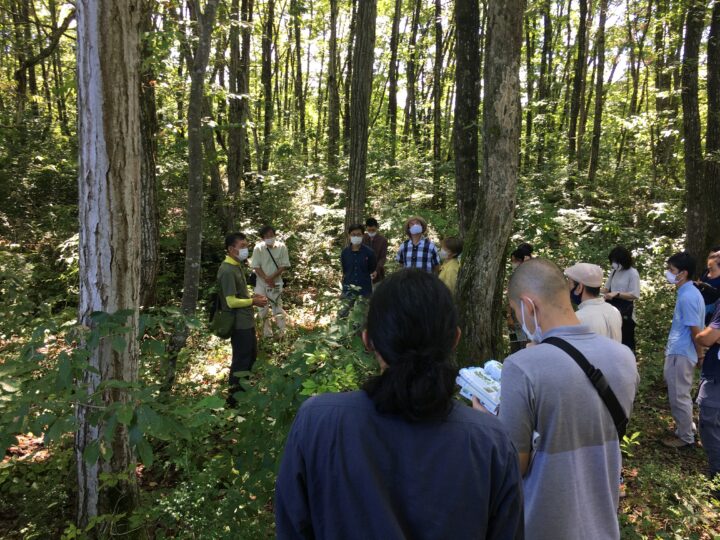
[395,216,440,274]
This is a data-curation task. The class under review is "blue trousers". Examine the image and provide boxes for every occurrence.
[700,404,720,480]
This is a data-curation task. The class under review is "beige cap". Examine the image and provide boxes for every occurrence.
[565,263,604,288]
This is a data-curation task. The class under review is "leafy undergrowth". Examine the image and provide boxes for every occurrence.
[1,288,720,538]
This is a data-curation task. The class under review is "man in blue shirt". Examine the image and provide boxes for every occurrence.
[340,224,376,299]
[695,301,720,492]
[663,252,706,448]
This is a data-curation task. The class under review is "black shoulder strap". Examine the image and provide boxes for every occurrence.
[266,245,280,270]
[542,336,629,439]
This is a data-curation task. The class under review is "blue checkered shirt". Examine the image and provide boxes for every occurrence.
[395,238,440,272]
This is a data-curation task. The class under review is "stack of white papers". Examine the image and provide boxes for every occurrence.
[456,360,503,415]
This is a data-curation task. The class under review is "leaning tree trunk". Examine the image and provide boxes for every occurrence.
[457,0,525,362]
[454,0,481,237]
[140,1,160,308]
[167,0,219,389]
[75,0,141,532]
[345,0,377,230]
[683,0,707,265]
[702,1,720,257]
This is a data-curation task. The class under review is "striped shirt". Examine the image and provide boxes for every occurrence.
[395,238,440,272]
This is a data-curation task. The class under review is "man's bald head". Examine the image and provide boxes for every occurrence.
[508,258,571,305]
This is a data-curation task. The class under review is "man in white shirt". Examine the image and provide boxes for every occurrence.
[565,263,623,342]
[252,225,291,337]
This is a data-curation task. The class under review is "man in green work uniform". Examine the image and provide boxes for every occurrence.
[218,233,268,406]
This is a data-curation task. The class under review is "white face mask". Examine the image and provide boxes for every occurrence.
[511,262,520,270]
[236,247,249,261]
[409,224,423,235]
[350,236,363,245]
[367,231,377,238]
[665,270,679,284]
[520,299,543,343]
[439,249,449,261]
[264,237,276,247]
[611,262,621,271]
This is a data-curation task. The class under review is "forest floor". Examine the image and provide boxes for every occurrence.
[1,294,720,538]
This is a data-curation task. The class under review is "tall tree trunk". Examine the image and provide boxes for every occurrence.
[682,0,707,264]
[536,0,552,167]
[458,0,525,361]
[588,0,608,183]
[343,0,357,155]
[140,2,160,308]
[75,0,141,531]
[568,0,588,173]
[167,0,220,389]
[523,14,536,173]
[387,0,402,164]
[432,0,444,206]
[327,0,340,169]
[703,1,720,256]
[261,0,274,171]
[227,0,244,229]
[404,0,422,147]
[345,0,377,230]
[454,0,481,237]
[291,0,307,157]
[241,0,254,177]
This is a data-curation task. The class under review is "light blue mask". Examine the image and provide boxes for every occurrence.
[520,299,543,343]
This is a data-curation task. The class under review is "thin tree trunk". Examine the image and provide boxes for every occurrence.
[703,1,720,256]
[345,0,377,230]
[432,0,444,207]
[167,0,220,390]
[291,0,307,157]
[404,0,422,147]
[458,0,526,361]
[588,0,608,183]
[227,0,244,229]
[387,0,403,164]
[536,0,552,167]
[454,0,481,237]
[261,0,274,171]
[140,2,160,308]
[327,0,341,169]
[343,0,357,155]
[75,0,141,531]
[568,0,588,171]
[682,0,707,264]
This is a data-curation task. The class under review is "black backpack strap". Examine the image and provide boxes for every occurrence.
[542,336,629,439]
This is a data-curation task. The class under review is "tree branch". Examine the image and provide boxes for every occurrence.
[14,9,76,79]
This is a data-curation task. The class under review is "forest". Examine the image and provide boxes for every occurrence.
[0,0,719,537]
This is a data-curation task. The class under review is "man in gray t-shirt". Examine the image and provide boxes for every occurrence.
[498,258,639,540]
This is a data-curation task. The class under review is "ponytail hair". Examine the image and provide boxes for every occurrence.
[362,269,459,422]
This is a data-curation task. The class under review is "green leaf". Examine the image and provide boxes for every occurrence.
[111,336,127,353]
[136,437,153,467]
[197,395,226,410]
[116,405,134,426]
[55,352,72,391]
[83,441,101,466]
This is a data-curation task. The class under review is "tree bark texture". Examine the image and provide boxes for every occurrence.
[75,0,141,530]
[454,0,481,237]
[140,2,160,308]
[703,1,720,257]
[457,0,525,362]
[682,0,707,265]
[345,0,377,230]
